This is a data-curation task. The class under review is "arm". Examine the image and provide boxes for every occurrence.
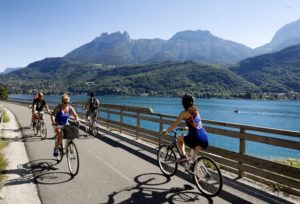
[45,104,51,114]
[70,106,79,122]
[51,106,58,125]
[164,111,186,133]
[84,99,89,110]
[32,101,36,114]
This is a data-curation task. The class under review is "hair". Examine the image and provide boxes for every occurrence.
[62,94,70,103]
[182,94,195,111]
[37,92,43,97]
[90,92,95,97]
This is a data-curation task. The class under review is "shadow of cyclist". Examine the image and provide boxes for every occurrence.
[104,173,210,204]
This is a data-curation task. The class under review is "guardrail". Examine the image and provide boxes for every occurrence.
[4,99,300,195]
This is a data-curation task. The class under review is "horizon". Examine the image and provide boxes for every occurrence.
[1,0,300,71]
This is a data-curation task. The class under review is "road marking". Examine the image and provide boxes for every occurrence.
[86,149,131,182]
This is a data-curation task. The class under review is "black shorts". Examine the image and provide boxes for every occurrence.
[184,128,208,149]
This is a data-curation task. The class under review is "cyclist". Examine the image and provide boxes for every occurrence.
[84,92,99,126]
[51,94,79,157]
[163,94,208,167]
[31,92,50,127]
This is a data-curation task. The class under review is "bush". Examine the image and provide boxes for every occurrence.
[0,83,8,100]
[0,140,8,183]
[2,110,9,123]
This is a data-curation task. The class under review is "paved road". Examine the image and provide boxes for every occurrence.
[1,101,296,204]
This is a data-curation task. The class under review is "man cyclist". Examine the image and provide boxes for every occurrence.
[31,92,50,127]
[163,94,208,170]
[84,92,100,127]
[51,94,79,157]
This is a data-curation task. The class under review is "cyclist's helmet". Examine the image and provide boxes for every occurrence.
[90,92,95,98]
[182,94,195,110]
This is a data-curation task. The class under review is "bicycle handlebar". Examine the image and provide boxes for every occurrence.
[163,127,188,137]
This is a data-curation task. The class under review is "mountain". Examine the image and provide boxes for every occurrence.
[0,67,23,75]
[255,19,300,54]
[0,58,258,97]
[231,44,300,93]
[64,31,165,65]
[64,30,253,65]
[147,30,253,64]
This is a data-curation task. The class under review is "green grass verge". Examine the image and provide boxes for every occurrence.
[276,158,300,168]
[2,109,10,123]
[0,139,8,184]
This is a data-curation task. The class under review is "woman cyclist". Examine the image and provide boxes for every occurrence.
[51,94,79,157]
[163,94,208,167]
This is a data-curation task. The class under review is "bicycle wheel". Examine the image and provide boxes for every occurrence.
[33,121,39,136]
[67,141,80,176]
[157,145,178,177]
[92,120,98,136]
[193,156,223,197]
[56,145,64,163]
[40,121,47,139]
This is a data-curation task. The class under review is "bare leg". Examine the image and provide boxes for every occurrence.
[191,145,201,161]
[177,135,186,156]
[54,128,63,148]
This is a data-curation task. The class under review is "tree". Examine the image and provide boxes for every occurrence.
[0,83,8,99]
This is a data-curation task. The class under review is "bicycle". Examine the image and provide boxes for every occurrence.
[157,128,223,197]
[32,111,47,139]
[84,110,99,136]
[54,123,80,176]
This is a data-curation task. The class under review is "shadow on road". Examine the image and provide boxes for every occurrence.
[103,173,210,204]
[1,158,75,186]
[95,128,295,204]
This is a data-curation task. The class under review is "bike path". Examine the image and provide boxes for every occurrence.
[1,101,297,204]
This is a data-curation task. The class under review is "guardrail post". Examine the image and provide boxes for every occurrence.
[120,110,123,133]
[136,113,140,139]
[159,115,163,146]
[107,108,110,129]
[239,127,246,178]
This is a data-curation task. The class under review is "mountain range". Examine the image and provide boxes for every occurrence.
[1,19,300,99]
[64,19,300,65]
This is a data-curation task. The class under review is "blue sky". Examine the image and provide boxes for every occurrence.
[0,0,300,71]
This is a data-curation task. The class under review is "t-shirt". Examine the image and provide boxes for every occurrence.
[32,98,46,111]
[88,97,99,111]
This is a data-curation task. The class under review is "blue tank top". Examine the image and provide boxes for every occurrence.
[55,105,70,125]
[185,111,208,149]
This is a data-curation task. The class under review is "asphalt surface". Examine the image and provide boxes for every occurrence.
[1,101,298,204]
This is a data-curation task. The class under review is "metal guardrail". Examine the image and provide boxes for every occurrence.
[4,98,300,195]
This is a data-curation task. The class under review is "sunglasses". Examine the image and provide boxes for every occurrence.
[62,101,70,104]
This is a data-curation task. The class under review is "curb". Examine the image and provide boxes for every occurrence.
[0,107,41,204]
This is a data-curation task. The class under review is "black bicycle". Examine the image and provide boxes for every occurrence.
[33,111,47,139]
[84,110,99,136]
[55,124,80,176]
[157,128,223,197]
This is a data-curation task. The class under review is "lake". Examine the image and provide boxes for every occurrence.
[8,94,300,160]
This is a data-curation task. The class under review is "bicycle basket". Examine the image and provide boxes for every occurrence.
[63,125,79,139]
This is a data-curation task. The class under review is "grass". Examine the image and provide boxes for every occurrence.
[0,108,9,187]
[281,159,300,168]
[0,139,8,184]
[2,109,10,123]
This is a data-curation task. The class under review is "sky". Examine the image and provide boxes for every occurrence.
[0,0,300,71]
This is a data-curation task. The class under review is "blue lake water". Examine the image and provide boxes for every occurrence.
[8,94,300,160]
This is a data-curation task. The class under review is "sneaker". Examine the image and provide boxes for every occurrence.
[53,148,59,157]
[178,155,188,163]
